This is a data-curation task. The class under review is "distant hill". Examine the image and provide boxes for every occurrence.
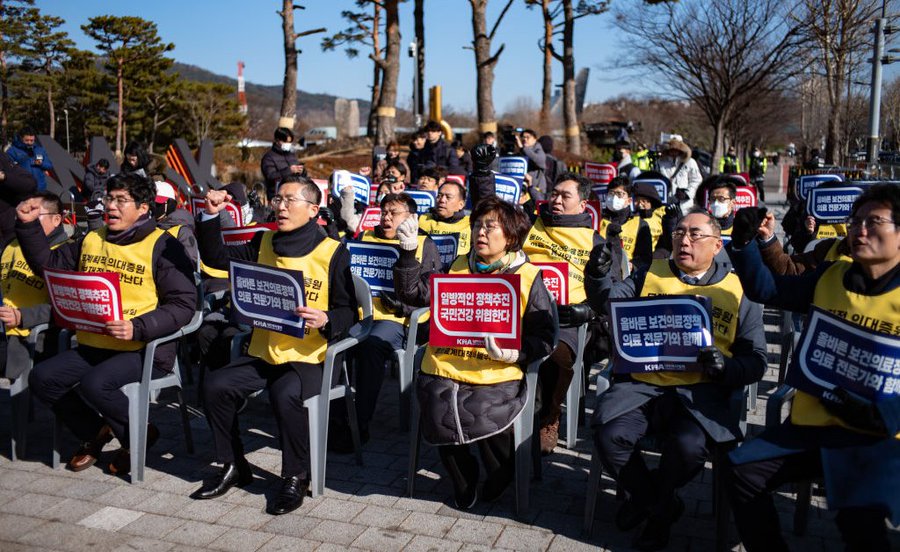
[171,62,370,134]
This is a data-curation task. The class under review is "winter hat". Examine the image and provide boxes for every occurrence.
[155,181,177,204]
[223,182,249,206]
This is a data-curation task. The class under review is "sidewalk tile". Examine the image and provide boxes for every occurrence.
[351,504,409,529]
[307,496,366,521]
[120,512,185,538]
[208,527,273,552]
[403,534,463,552]
[351,527,414,550]
[306,519,366,545]
[164,519,229,546]
[77,506,143,531]
[445,518,503,546]
[398,511,457,537]
[256,535,320,552]
[495,526,554,552]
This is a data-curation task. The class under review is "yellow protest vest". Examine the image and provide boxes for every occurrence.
[645,207,666,250]
[824,238,851,262]
[600,216,643,261]
[418,213,471,255]
[423,256,541,385]
[77,227,165,351]
[361,230,426,324]
[200,222,258,279]
[523,217,594,303]
[633,259,742,386]
[247,231,340,365]
[0,239,64,337]
[816,223,848,240]
[791,261,900,437]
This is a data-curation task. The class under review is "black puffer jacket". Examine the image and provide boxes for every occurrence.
[395,251,556,445]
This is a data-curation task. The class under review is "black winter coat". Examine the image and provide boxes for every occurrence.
[0,151,37,246]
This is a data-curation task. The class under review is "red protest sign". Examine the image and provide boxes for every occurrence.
[221,223,278,245]
[356,207,382,235]
[734,185,758,210]
[535,200,602,232]
[583,161,617,185]
[429,274,521,350]
[311,178,329,207]
[190,197,243,226]
[44,268,123,333]
[531,262,569,305]
[369,183,380,205]
[445,174,465,186]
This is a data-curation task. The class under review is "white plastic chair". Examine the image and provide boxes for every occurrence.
[394,306,430,431]
[562,321,590,449]
[7,323,49,461]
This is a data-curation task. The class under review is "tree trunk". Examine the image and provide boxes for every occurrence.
[414,0,425,125]
[561,0,579,153]
[47,82,55,139]
[0,38,8,145]
[367,2,381,137]
[712,115,726,173]
[279,0,298,130]
[825,104,841,165]
[470,0,497,135]
[116,59,124,156]
[375,0,400,146]
[539,0,553,134]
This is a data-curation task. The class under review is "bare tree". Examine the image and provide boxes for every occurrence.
[615,0,806,170]
[525,0,557,134]
[794,0,881,164]
[372,0,401,146]
[278,1,325,130]
[468,0,515,135]
[883,75,900,149]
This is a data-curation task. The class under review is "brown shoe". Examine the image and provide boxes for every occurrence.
[67,425,113,472]
[539,418,560,456]
[109,424,160,475]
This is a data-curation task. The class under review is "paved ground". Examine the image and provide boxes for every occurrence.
[0,189,898,551]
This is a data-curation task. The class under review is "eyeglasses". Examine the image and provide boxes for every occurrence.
[436,192,460,201]
[672,229,719,242]
[102,195,136,207]
[381,209,409,219]
[848,215,897,231]
[473,221,502,234]
[608,190,629,199]
[709,195,733,202]
[271,195,314,208]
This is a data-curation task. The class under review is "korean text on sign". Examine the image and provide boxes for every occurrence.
[429,274,521,350]
[44,268,123,333]
[230,260,306,338]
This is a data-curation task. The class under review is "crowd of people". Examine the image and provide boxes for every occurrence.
[0,123,897,552]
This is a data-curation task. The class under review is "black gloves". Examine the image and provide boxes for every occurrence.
[664,201,682,220]
[586,241,614,278]
[318,206,335,225]
[472,144,497,176]
[822,388,887,433]
[378,292,406,316]
[86,199,105,220]
[605,222,622,239]
[698,346,726,380]
[674,189,690,204]
[731,207,767,247]
[558,303,595,327]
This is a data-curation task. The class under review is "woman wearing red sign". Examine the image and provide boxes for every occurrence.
[394,196,556,510]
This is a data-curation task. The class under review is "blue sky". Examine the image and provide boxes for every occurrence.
[38,0,643,113]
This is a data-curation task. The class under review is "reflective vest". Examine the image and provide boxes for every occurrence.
[247,231,340,365]
[522,217,594,303]
[0,239,64,337]
[791,261,900,438]
[634,150,652,171]
[600,216,643,261]
[719,156,741,174]
[422,256,541,385]
[418,213,471,255]
[645,207,666,250]
[824,238,851,262]
[361,230,427,324]
[816,223,847,240]
[634,259,742,386]
[77,227,165,351]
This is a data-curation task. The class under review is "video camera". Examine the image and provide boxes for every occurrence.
[498,124,524,156]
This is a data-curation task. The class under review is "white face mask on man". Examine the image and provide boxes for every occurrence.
[709,200,731,219]
[605,195,628,212]
[279,142,292,153]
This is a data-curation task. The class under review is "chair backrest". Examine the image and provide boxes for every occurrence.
[353,274,373,322]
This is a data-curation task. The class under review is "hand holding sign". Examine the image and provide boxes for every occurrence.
[485,335,519,363]
[0,306,20,328]
[296,306,328,330]
[205,189,232,215]
[105,319,134,340]
[821,388,886,433]
[697,346,725,380]
[16,197,44,223]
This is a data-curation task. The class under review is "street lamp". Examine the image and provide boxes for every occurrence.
[63,108,70,153]
[408,41,421,128]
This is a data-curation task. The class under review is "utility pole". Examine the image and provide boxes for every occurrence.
[409,41,421,127]
[866,17,886,165]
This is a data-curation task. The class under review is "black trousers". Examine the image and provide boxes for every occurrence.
[729,449,890,552]
[351,320,405,430]
[203,355,328,479]
[438,428,514,497]
[593,392,709,516]
[538,341,575,426]
[29,346,165,449]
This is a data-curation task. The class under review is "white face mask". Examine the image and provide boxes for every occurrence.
[241,203,254,223]
[376,193,386,204]
[710,200,731,219]
[279,142,292,153]
[605,195,628,212]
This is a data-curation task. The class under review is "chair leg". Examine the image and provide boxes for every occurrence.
[748,382,758,413]
[583,443,603,536]
[128,386,150,484]
[344,386,363,466]
[513,413,534,516]
[793,481,812,536]
[396,350,411,432]
[51,412,61,469]
[177,389,194,455]
[713,445,732,552]
[565,361,583,449]
[407,399,421,497]
[307,396,324,498]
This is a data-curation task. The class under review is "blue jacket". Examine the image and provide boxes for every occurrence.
[6,138,52,191]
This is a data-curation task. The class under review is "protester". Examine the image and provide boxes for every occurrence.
[614,140,641,182]
[423,120,462,175]
[418,181,471,255]
[726,183,900,551]
[6,127,52,192]
[0,149,37,246]
[20,173,196,476]
[414,167,440,191]
[191,177,357,515]
[453,140,473,174]
[523,173,601,454]
[515,129,547,200]
[83,159,110,201]
[631,178,666,252]
[406,128,429,184]
[260,127,305,199]
[658,137,702,207]
[394,197,556,509]
[374,141,408,180]
[152,181,198,268]
[704,176,741,242]
[586,210,767,551]
[119,141,152,179]
[599,176,653,271]
[538,135,561,185]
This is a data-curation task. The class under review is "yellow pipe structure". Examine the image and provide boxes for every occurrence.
[429,85,453,141]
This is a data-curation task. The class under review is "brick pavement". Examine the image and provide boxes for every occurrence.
[1,197,898,551]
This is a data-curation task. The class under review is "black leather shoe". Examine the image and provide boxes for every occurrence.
[632,496,684,551]
[615,499,649,531]
[190,461,253,500]
[267,475,309,515]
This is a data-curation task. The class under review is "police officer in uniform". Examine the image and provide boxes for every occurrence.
[190,178,358,515]
[418,181,471,256]
[586,210,767,551]
[19,174,196,475]
[726,183,900,551]
[522,172,600,454]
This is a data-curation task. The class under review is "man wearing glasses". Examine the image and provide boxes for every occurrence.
[726,183,900,551]
[599,176,653,271]
[418,181,471,255]
[17,174,196,476]
[585,210,766,551]
[191,176,358,515]
[336,193,442,451]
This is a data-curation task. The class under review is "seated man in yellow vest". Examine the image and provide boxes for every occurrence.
[418,180,471,256]
[632,179,665,251]
[0,192,68,380]
[523,172,601,454]
[599,176,653,271]
[586,210,767,551]
[726,183,900,551]
[705,175,742,244]
[190,177,358,515]
[338,193,442,449]
[18,174,197,475]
